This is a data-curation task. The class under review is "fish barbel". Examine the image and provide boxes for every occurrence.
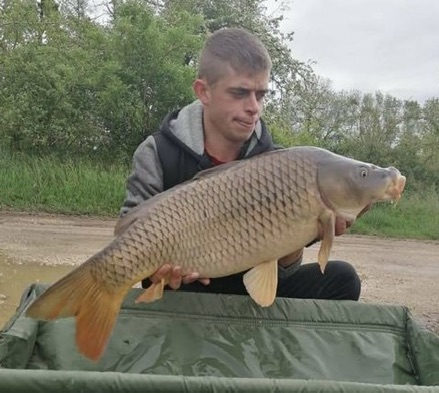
[25,146,406,361]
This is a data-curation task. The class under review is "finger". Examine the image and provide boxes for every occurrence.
[150,264,172,284]
[168,266,182,290]
[182,272,200,285]
[335,218,347,236]
[198,278,211,286]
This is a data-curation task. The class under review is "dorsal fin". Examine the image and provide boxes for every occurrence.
[192,160,247,180]
[114,190,173,236]
[192,149,283,180]
[114,150,283,236]
[115,161,249,236]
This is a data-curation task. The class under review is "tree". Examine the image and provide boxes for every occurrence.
[0,0,204,159]
[101,1,204,156]
[420,98,439,187]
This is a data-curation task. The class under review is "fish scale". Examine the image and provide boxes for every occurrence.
[98,150,314,283]
[95,148,319,282]
[25,146,406,361]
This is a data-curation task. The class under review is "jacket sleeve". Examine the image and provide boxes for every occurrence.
[119,136,164,217]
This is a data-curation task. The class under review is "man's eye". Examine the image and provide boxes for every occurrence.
[233,90,247,98]
[256,92,266,101]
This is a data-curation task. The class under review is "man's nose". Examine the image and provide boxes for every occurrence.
[245,93,259,114]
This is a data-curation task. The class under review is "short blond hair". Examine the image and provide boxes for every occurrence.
[197,28,272,84]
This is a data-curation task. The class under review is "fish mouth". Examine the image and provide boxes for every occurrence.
[383,174,406,202]
[319,172,406,221]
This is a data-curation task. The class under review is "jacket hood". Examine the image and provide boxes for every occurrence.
[159,100,272,159]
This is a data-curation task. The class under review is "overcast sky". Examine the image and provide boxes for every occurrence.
[269,0,439,102]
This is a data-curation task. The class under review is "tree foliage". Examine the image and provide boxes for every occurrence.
[0,0,203,159]
[0,0,438,190]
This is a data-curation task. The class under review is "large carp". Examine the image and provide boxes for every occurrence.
[26,146,406,361]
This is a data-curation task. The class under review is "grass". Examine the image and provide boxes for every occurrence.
[349,190,439,240]
[0,152,130,216]
[1,152,438,240]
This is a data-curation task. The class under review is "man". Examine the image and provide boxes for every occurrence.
[119,28,361,300]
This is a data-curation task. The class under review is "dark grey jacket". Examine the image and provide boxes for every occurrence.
[119,100,303,290]
[120,100,273,216]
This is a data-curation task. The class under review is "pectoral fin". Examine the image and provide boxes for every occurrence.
[318,210,335,273]
[243,260,278,307]
[135,278,168,304]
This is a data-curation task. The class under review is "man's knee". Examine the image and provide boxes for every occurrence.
[327,260,361,301]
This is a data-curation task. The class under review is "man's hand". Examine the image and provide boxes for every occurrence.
[320,203,372,238]
[334,216,351,236]
[308,204,372,247]
[149,264,210,290]
[148,205,373,288]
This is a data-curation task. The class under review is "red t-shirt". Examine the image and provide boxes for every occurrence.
[205,149,226,166]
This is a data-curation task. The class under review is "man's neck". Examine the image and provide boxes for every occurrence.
[204,136,243,163]
[203,117,245,162]
[201,107,256,162]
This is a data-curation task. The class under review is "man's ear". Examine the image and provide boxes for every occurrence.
[193,79,210,105]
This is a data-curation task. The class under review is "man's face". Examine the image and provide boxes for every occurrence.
[197,66,270,143]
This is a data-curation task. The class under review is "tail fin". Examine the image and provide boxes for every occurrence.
[26,263,128,361]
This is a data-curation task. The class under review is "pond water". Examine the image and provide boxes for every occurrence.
[0,255,73,328]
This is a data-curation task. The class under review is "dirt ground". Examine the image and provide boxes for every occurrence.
[0,212,438,334]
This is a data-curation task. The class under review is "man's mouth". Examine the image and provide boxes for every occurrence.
[236,119,255,129]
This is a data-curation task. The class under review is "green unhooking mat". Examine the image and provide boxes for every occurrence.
[0,283,438,392]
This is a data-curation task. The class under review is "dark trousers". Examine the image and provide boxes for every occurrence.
[173,261,361,301]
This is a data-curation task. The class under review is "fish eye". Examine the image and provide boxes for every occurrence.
[360,168,368,178]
